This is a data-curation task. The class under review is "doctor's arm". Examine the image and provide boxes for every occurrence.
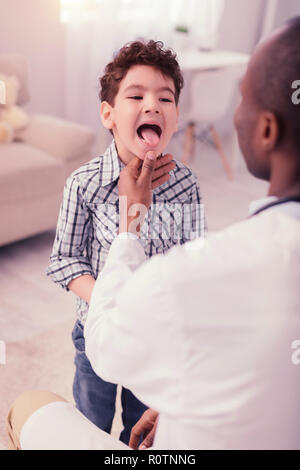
[84,229,180,414]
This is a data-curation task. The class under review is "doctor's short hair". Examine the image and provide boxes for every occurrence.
[99,40,184,106]
[252,15,300,153]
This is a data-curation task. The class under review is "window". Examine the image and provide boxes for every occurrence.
[60,0,104,24]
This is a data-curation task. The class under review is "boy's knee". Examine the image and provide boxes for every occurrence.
[15,390,66,408]
[8,390,67,447]
[14,390,67,419]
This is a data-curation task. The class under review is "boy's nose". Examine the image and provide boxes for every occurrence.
[145,109,160,114]
[143,97,161,114]
[145,107,160,114]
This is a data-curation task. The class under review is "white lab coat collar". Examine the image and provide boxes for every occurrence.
[248,196,278,216]
[249,195,300,220]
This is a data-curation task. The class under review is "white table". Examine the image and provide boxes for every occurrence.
[177,49,250,71]
[176,49,250,178]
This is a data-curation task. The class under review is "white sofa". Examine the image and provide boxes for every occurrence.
[0,55,96,246]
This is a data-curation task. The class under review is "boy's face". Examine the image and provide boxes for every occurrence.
[100,65,179,162]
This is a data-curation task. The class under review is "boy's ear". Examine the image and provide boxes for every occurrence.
[100,101,114,130]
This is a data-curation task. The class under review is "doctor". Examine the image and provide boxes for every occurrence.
[84,16,300,450]
[7,17,300,450]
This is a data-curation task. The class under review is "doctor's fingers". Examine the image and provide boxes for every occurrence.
[129,408,158,449]
[139,420,158,450]
[152,160,176,182]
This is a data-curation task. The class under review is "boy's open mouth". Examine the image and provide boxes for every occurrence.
[136,124,162,147]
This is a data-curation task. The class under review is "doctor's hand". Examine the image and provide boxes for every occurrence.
[118,151,175,235]
[129,408,159,450]
[119,152,175,207]
[151,153,176,190]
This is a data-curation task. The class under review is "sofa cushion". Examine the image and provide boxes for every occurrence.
[0,143,65,204]
[17,114,96,162]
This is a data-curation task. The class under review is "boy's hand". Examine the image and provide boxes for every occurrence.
[118,151,175,235]
[129,408,159,450]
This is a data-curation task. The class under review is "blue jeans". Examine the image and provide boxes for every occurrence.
[72,320,148,445]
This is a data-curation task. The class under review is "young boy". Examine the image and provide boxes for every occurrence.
[46,40,204,444]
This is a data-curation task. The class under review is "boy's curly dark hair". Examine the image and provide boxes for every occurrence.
[99,40,184,106]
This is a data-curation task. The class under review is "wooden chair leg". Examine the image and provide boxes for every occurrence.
[231,131,241,174]
[210,125,233,181]
[181,122,195,166]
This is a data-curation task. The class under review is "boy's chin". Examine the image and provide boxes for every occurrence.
[135,142,166,160]
[137,149,162,160]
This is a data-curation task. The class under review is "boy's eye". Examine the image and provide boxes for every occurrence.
[128,96,173,102]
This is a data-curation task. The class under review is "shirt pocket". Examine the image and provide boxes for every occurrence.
[88,202,119,250]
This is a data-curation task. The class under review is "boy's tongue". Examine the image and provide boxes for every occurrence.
[141,128,160,147]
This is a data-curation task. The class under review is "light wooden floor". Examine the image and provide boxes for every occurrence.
[0,132,268,449]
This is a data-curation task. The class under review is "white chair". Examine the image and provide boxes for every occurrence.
[179,67,242,180]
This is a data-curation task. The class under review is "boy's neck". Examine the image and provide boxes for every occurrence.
[114,139,141,166]
[118,152,135,166]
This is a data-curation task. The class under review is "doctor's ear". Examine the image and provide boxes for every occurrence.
[100,101,114,130]
[258,111,279,152]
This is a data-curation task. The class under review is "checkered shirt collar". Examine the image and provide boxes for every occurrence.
[99,140,125,187]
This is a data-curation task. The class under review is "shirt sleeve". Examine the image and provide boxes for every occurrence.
[84,235,181,415]
[46,175,94,290]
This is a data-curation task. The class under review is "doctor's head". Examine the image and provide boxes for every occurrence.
[234,16,300,181]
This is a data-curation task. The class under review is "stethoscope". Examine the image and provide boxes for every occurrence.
[251,195,300,216]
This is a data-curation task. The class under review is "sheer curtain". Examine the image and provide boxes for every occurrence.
[61,0,225,147]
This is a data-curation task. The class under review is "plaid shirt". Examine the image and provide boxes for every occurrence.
[46,141,205,324]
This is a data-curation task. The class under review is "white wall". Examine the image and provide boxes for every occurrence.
[218,0,266,53]
[274,0,300,28]
[0,0,65,117]
[206,0,266,138]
